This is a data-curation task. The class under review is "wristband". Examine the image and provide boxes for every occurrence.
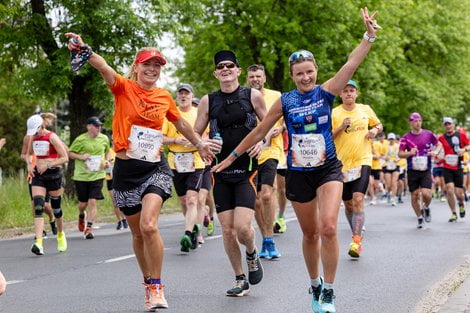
[47,162,52,169]
[195,140,203,148]
[363,32,376,43]
[231,151,240,158]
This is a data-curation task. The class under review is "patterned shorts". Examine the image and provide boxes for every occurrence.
[113,170,173,208]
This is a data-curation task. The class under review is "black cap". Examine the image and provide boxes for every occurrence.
[192,97,200,106]
[214,50,239,67]
[86,116,103,126]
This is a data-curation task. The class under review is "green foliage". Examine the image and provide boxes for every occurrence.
[170,0,470,135]
[0,175,181,230]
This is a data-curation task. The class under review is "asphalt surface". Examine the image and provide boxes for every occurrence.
[1,196,470,313]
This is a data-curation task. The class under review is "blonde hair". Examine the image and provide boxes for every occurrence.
[124,47,164,81]
[41,112,57,128]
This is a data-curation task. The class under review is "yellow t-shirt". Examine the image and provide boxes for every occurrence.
[371,140,383,170]
[332,103,380,171]
[258,88,283,165]
[463,152,469,173]
[162,107,205,170]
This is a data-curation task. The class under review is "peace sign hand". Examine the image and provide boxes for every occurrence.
[361,7,381,37]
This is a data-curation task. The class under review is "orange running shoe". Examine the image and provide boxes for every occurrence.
[146,283,168,309]
[84,227,94,239]
[143,284,156,312]
[348,235,362,258]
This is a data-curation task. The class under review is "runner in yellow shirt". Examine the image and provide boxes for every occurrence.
[246,64,283,259]
[384,133,400,205]
[162,84,207,252]
[332,80,382,258]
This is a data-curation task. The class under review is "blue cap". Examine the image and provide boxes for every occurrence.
[346,80,358,89]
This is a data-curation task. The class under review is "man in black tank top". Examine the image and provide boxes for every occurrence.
[194,50,267,297]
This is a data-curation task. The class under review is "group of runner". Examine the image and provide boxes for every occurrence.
[4,6,470,313]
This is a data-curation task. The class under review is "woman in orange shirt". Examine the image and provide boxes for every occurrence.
[65,33,214,312]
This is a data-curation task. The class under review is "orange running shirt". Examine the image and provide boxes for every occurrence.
[109,74,181,152]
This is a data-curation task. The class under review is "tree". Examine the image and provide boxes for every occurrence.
[170,0,470,134]
[0,0,174,184]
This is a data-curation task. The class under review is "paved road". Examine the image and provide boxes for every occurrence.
[1,197,470,313]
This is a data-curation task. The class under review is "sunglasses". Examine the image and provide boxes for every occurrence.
[216,62,236,70]
[288,50,314,64]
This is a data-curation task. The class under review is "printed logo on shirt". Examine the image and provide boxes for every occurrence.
[304,123,317,132]
[318,115,328,124]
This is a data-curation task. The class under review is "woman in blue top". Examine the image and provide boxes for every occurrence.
[213,7,380,313]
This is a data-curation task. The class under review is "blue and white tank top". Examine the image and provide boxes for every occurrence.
[281,85,336,171]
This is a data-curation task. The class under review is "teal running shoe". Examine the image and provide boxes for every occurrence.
[319,288,336,313]
[309,277,323,313]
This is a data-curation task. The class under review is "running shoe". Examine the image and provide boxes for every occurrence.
[246,250,263,285]
[84,227,94,239]
[319,288,336,313]
[424,208,432,223]
[369,199,376,206]
[266,240,281,259]
[459,204,466,218]
[197,232,205,244]
[191,224,200,249]
[57,231,67,252]
[145,283,168,309]
[207,221,214,236]
[42,230,48,239]
[143,284,157,312]
[449,213,458,223]
[226,278,250,297]
[50,220,57,235]
[440,196,446,202]
[116,220,123,230]
[31,242,44,255]
[273,217,287,233]
[465,193,469,202]
[259,241,268,259]
[391,197,397,206]
[203,215,210,227]
[417,217,424,229]
[78,214,85,232]
[433,190,438,198]
[180,234,191,252]
[398,196,404,204]
[122,219,128,229]
[309,277,323,313]
[348,235,362,258]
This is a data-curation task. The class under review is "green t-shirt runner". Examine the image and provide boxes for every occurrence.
[70,133,110,181]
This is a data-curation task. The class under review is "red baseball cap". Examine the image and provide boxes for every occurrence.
[135,50,167,65]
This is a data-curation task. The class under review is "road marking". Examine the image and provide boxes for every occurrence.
[6,280,25,285]
[204,235,222,241]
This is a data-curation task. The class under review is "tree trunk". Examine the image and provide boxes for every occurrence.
[63,74,100,197]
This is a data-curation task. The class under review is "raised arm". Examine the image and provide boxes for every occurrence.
[64,33,117,86]
[321,8,380,95]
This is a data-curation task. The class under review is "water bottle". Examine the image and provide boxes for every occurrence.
[212,132,223,154]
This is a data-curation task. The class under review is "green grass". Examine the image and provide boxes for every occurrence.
[0,176,180,230]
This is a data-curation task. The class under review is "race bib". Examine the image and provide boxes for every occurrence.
[32,141,49,157]
[343,166,361,183]
[445,154,459,167]
[174,152,195,173]
[85,155,102,172]
[386,161,397,170]
[291,134,326,168]
[127,125,162,163]
[411,156,428,171]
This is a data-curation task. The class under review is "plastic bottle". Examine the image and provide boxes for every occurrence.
[213,132,223,154]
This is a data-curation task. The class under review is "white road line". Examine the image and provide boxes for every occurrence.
[6,280,25,285]
[204,235,223,241]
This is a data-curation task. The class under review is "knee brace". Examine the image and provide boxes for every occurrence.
[50,196,63,218]
[33,196,45,218]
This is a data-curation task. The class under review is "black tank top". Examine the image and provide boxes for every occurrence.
[208,86,257,172]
